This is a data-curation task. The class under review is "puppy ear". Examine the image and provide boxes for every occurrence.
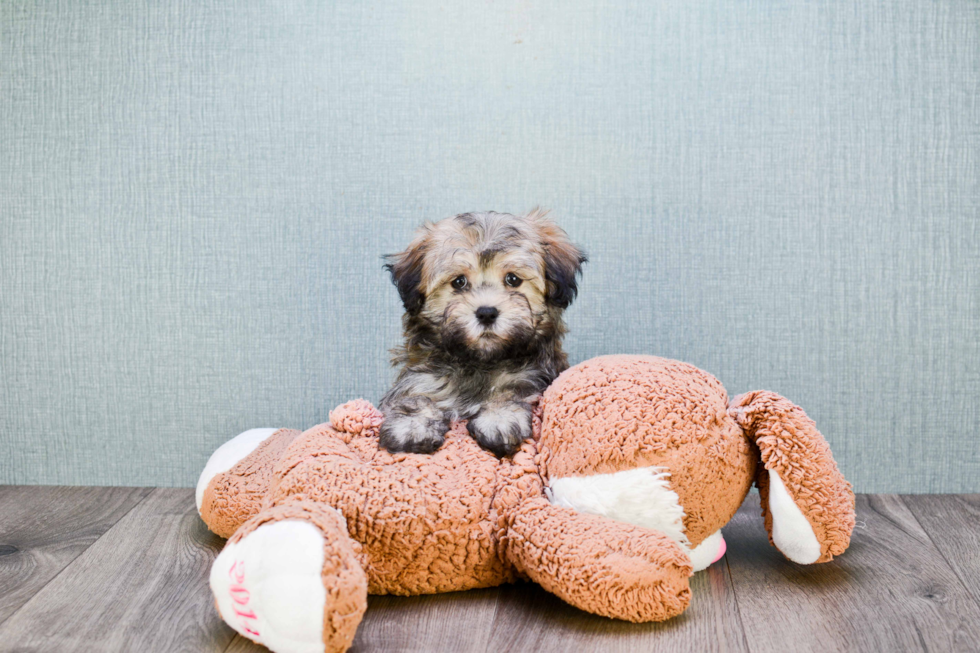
[384,230,429,315]
[528,209,587,309]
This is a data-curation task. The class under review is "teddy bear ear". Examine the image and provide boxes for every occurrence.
[527,209,587,309]
[384,229,430,315]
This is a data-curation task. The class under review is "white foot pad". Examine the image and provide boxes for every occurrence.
[211,520,327,653]
[768,469,821,564]
[547,467,689,548]
[196,428,279,511]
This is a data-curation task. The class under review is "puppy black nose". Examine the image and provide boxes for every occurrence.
[475,306,499,325]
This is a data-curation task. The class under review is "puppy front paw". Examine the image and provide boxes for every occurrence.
[467,401,532,457]
[379,397,450,454]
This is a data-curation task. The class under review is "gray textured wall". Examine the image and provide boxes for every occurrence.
[2,0,978,491]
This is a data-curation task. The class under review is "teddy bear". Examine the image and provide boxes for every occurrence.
[196,355,855,653]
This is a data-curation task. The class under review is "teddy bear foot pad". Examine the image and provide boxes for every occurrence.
[211,520,328,653]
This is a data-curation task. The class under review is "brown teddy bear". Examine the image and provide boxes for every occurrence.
[197,355,854,653]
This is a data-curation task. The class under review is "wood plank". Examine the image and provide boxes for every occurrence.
[725,494,980,652]
[0,485,151,625]
[223,587,501,653]
[223,633,267,652]
[0,488,233,653]
[227,559,744,653]
[352,588,500,653]
[6,489,979,652]
[486,560,747,653]
[903,494,980,609]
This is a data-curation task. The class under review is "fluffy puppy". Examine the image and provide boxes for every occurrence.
[379,209,586,456]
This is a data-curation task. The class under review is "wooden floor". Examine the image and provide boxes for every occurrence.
[0,488,979,652]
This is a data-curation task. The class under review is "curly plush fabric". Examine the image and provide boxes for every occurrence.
[200,355,855,653]
[264,418,530,594]
[327,400,384,440]
[729,391,854,562]
[537,355,755,546]
[201,428,302,539]
[506,497,693,621]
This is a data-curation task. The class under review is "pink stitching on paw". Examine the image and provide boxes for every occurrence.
[233,606,258,619]
[229,560,245,584]
[230,586,250,605]
[227,558,261,640]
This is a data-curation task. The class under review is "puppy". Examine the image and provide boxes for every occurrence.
[379,209,586,456]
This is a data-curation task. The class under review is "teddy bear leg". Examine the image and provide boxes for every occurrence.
[211,501,367,653]
[197,428,302,538]
[506,498,693,622]
[729,391,856,564]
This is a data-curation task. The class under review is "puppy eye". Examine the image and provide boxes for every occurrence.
[504,272,522,288]
[451,275,468,290]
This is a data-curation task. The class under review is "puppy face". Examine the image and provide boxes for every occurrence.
[386,210,586,361]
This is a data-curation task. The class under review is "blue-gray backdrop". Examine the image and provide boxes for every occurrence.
[2,0,978,491]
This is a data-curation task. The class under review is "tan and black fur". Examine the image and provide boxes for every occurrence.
[380,210,586,456]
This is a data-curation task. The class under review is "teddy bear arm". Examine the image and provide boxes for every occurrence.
[730,391,856,564]
[197,428,303,539]
[506,497,693,622]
